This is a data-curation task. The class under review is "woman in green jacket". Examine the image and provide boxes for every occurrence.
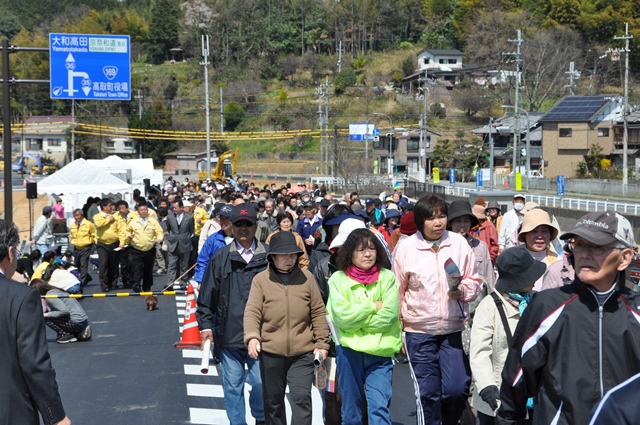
[326,228,402,425]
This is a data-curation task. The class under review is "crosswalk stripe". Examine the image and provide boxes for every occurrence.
[187,383,225,398]
[184,364,218,376]
[189,407,230,425]
[183,349,212,359]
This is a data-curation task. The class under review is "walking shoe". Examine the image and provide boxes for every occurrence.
[101,285,110,292]
[156,268,165,275]
[255,421,266,425]
[132,285,141,293]
[57,335,78,344]
[77,325,92,341]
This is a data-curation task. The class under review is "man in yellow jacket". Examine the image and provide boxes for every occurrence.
[115,200,135,289]
[126,203,163,292]
[69,208,96,288]
[93,198,124,292]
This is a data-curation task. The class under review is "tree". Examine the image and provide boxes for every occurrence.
[334,68,356,95]
[147,0,180,64]
[453,82,496,115]
[128,100,175,166]
[224,102,245,131]
[402,55,415,77]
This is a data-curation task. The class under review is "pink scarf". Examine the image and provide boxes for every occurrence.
[346,264,380,285]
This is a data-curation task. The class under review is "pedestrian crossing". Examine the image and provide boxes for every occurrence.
[175,288,325,425]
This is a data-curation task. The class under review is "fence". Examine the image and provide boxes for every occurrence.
[507,176,640,198]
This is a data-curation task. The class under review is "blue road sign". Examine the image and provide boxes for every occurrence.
[50,33,131,100]
[476,170,483,188]
[557,175,565,196]
[449,169,456,185]
[373,128,380,137]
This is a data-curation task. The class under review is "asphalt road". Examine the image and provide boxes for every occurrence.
[45,269,419,425]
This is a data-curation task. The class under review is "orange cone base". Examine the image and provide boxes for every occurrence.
[174,283,201,349]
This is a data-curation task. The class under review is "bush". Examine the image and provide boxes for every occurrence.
[334,68,357,95]
[430,103,446,119]
[352,56,367,72]
[224,101,245,131]
[399,41,413,50]
[392,71,404,86]
[402,55,415,77]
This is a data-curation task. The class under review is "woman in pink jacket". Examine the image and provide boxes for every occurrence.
[393,195,483,425]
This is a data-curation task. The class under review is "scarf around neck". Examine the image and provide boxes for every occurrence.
[506,291,532,315]
[346,264,380,285]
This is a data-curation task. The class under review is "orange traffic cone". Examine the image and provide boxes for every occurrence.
[174,283,201,349]
[503,178,508,188]
[23,179,26,187]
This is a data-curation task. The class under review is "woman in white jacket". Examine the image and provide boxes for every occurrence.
[469,246,546,425]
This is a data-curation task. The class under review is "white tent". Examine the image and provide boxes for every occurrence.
[38,158,134,220]
[88,155,163,193]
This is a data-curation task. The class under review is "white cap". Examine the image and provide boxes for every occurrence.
[329,219,366,250]
[183,200,193,207]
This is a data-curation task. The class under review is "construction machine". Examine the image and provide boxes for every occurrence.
[197,148,239,181]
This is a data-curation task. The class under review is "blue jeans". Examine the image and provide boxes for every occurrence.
[220,348,265,425]
[35,243,51,257]
[404,332,471,425]
[336,345,393,425]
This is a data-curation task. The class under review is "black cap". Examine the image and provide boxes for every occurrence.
[495,246,547,292]
[319,198,331,207]
[230,204,257,224]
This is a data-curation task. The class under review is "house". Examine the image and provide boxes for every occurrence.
[613,110,640,176]
[472,113,544,174]
[402,49,477,95]
[103,137,136,157]
[372,129,441,177]
[21,116,77,165]
[539,95,623,177]
[164,143,221,175]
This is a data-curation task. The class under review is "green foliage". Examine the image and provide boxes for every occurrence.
[334,68,357,95]
[432,134,486,170]
[279,88,288,104]
[392,71,404,86]
[399,41,414,49]
[224,102,245,132]
[402,55,415,77]
[578,143,622,179]
[0,9,22,40]
[352,56,367,72]
[128,100,175,166]
[147,0,180,64]
[164,73,179,100]
[430,103,446,118]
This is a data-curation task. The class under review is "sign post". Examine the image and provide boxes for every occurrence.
[557,175,565,196]
[49,33,131,100]
[515,172,522,191]
[476,170,483,188]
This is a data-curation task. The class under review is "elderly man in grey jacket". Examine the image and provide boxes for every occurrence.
[32,206,55,256]
[259,199,279,234]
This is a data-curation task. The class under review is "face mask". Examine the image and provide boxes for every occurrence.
[302,197,309,203]
[514,203,524,211]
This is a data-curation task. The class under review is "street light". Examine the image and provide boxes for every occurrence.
[373,112,393,176]
[501,105,530,190]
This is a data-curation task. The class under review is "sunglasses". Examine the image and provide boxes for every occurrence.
[233,220,255,228]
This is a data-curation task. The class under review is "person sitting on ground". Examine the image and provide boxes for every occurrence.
[31,278,92,344]
[42,260,82,294]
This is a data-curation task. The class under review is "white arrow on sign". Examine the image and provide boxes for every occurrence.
[63,53,91,97]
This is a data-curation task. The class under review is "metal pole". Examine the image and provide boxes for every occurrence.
[489,117,494,191]
[201,35,211,179]
[622,23,631,194]
[3,39,13,222]
[71,100,75,161]
[220,87,224,135]
[365,120,369,172]
[525,113,531,190]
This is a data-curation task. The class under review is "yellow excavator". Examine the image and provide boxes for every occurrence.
[197,148,239,181]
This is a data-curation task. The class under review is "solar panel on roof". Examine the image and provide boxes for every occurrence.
[541,96,609,122]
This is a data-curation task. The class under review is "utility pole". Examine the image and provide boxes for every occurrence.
[201,35,212,179]
[337,41,343,73]
[317,79,329,175]
[418,70,428,183]
[504,29,523,176]
[616,23,632,195]
[325,76,330,176]
[135,89,144,158]
[488,117,494,191]
[220,87,224,136]
[602,23,633,194]
[565,62,580,95]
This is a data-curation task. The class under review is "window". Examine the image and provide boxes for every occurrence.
[559,128,572,137]
[48,138,61,146]
[106,141,115,148]
[407,139,419,151]
[598,128,609,137]
[448,59,457,64]
[124,141,133,148]
[30,139,42,150]
[439,59,445,64]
